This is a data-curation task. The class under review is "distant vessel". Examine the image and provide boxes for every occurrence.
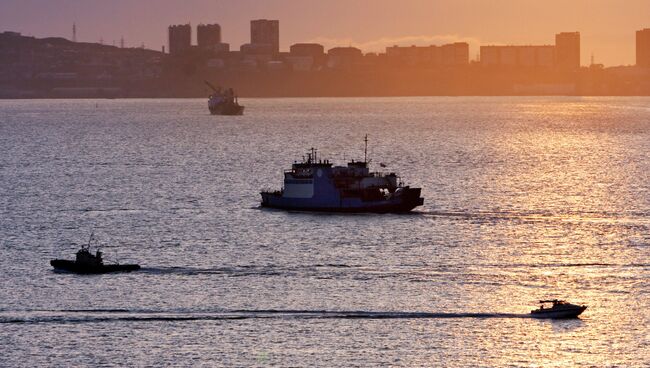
[50,234,140,274]
[205,81,244,115]
[530,300,587,319]
[260,136,424,213]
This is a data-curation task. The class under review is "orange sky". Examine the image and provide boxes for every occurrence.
[1,0,649,66]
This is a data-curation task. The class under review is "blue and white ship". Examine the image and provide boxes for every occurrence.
[260,137,424,213]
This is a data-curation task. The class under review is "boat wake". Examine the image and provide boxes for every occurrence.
[139,263,360,277]
[139,266,287,276]
[416,209,650,227]
[0,308,531,325]
[137,261,649,279]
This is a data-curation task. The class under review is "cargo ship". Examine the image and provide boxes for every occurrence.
[260,136,424,213]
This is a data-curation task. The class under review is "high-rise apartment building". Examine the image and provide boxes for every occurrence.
[197,24,221,49]
[168,24,191,55]
[250,19,279,54]
[555,32,580,69]
[637,28,650,67]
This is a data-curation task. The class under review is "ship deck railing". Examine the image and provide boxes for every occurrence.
[331,171,396,178]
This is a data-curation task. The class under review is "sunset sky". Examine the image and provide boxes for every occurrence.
[1,0,649,66]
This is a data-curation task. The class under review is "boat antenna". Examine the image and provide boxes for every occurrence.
[364,134,368,163]
[84,231,94,250]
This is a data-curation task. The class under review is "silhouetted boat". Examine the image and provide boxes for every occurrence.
[205,80,244,115]
[260,135,424,213]
[530,300,587,319]
[50,234,140,274]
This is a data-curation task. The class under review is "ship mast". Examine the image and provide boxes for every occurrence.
[364,134,368,163]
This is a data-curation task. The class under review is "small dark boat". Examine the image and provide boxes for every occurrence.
[205,81,244,116]
[208,99,244,116]
[530,299,587,319]
[50,235,140,274]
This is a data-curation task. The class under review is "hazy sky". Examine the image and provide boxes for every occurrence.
[1,0,649,66]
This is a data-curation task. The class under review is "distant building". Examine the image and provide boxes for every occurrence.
[386,45,433,63]
[481,32,580,69]
[441,42,469,65]
[327,47,363,69]
[290,43,324,57]
[479,46,500,66]
[197,24,221,48]
[555,32,580,69]
[522,46,555,67]
[637,28,650,67]
[241,43,274,55]
[327,47,363,58]
[206,58,226,69]
[208,43,230,54]
[266,60,286,71]
[480,45,555,67]
[168,24,191,55]
[250,19,279,54]
[287,43,325,71]
[385,42,468,66]
[285,56,315,71]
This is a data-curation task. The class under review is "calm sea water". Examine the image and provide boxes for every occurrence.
[0,97,649,367]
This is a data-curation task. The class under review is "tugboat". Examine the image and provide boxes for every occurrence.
[50,234,140,274]
[260,136,424,213]
[530,300,587,319]
[205,81,244,116]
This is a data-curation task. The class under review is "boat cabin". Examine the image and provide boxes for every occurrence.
[75,245,103,267]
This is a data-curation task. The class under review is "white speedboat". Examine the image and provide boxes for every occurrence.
[530,300,587,319]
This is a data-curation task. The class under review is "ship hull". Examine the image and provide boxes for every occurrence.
[209,103,244,116]
[530,306,587,319]
[50,260,140,274]
[260,188,424,213]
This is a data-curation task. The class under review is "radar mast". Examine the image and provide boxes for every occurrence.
[364,134,368,163]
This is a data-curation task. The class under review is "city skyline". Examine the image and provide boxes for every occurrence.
[1,0,649,66]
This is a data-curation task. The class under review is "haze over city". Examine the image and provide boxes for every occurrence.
[2,0,650,66]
